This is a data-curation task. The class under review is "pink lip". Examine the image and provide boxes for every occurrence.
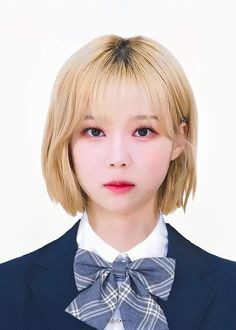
[104,181,135,186]
[103,181,135,194]
[104,185,135,193]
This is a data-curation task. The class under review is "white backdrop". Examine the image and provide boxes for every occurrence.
[0,0,235,263]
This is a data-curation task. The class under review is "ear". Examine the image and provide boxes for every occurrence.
[170,122,188,161]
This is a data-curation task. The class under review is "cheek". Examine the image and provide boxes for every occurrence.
[138,143,173,178]
[71,141,102,179]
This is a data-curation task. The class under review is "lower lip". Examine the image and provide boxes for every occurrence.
[104,185,135,193]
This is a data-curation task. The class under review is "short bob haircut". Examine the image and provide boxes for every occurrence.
[41,34,197,217]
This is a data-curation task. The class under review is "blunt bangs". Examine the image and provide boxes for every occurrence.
[86,69,169,132]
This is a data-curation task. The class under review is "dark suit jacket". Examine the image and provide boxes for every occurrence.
[0,219,236,330]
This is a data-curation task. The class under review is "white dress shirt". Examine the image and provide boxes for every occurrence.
[76,211,169,329]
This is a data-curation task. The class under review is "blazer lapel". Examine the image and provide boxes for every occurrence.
[158,223,216,330]
[30,220,94,330]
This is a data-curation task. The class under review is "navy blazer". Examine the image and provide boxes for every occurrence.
[0,219,236,330]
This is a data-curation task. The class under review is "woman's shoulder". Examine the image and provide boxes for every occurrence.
[0,243,52,315]
[186,234,236,294]
[0,220,80,281]
[188,234,236,272]
[207,250,236,267]
[0,240,53,294]
[167,223,236,284]
[0,221,80,328]
[201,247,236,283]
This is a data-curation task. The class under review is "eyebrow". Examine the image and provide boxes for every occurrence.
[84,115,158,121]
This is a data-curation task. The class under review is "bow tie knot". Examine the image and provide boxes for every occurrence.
[112,254,130,280]
[65,248,176,330]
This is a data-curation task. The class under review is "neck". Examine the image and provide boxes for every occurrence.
[86,201,159,252]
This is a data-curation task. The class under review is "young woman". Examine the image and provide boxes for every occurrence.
[0,35,235,330]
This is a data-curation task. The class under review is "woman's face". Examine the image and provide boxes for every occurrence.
[70,89,180,216]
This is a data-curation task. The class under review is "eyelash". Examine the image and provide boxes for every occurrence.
[81,125,158,138]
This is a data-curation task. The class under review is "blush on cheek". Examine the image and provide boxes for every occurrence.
[146,155,171,181]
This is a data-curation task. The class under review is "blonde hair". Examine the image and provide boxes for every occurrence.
[41,34,197,216]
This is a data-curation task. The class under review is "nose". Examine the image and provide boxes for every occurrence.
[106,135,131,168]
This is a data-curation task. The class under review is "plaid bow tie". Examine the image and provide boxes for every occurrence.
[65,248,176,330]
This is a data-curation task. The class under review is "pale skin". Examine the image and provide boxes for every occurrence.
[70,90,187,252]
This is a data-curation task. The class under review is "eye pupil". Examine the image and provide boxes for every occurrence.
[92,128,100,136]
[138,128,148,136]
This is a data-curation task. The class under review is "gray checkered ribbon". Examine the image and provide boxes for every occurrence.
[65,248,176,330]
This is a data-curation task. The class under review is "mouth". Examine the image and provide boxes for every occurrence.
[103,181,135,194]
[103,181,135,187]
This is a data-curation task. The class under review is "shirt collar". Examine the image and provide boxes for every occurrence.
[76,211,168,263]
